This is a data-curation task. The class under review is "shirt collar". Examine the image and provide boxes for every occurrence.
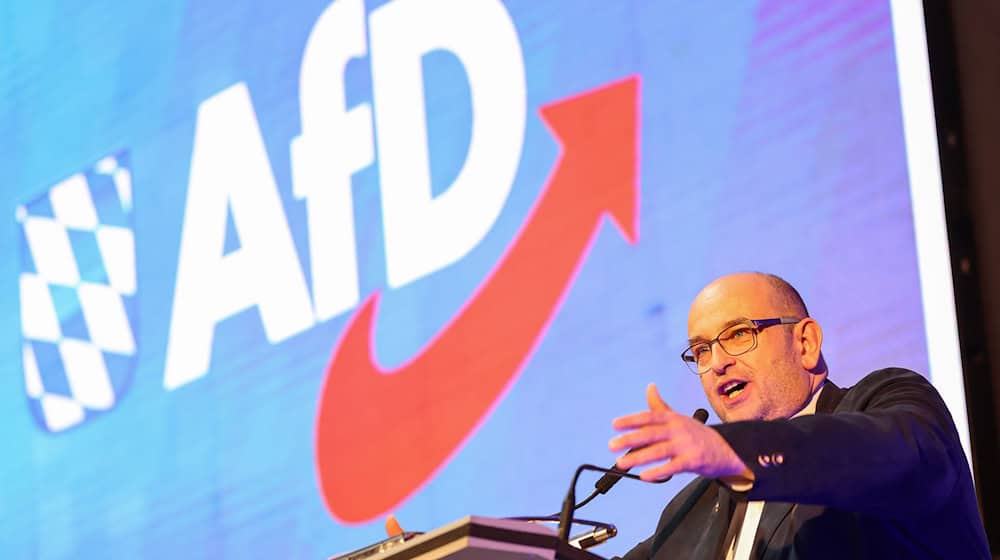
[791,380,825,418]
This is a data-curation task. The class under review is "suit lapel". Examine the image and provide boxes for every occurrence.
[816,380,846,413]
[754,501,795,556]
[709,487,736,560]
[651,479,736,560]
[750,380,846,554]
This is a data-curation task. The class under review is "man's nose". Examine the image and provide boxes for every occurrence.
[707,343,735,374]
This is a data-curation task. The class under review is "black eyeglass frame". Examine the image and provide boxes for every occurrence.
[680,317,802,375]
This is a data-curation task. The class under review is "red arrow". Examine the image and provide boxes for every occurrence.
[314,75,640,523]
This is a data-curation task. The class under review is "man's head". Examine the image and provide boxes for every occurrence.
[686,272,826,422]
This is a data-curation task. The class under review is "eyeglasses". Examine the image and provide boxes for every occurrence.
[680,317,802,375]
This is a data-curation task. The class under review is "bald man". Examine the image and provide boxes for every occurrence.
[609,273,989,559]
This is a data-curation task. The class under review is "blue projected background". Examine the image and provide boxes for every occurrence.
[0,1,957,558]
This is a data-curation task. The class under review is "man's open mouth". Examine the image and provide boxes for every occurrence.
[719,380,748,399]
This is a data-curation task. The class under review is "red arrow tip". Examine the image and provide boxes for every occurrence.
[539,75,640,244]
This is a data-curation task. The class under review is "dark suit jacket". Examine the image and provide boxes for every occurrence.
[618,368,990,559]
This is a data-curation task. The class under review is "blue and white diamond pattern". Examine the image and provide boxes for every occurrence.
[18,152,137,433]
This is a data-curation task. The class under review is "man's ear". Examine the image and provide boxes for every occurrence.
[797,318,823,371]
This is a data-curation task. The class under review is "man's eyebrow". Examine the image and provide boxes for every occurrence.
[687,317,750,344]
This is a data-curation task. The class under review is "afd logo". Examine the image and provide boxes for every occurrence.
[17,154,137,433]
[162,0,640,524]
[163,0,527,389]
[167,0,641,523]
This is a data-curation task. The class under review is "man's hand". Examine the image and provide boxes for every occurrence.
[608,384,753,484]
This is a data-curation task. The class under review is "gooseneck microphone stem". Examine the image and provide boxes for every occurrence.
[570,488,601,511]
[557,465,650,542]
[558,481,575,543]
[556,408,710,544]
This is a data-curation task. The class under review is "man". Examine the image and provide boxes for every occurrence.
[608,272,989,559]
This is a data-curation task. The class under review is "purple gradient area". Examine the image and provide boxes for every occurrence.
[719,0,927,385]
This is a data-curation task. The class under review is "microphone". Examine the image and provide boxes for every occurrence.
[593,408,709,495]
[556,408,710,543]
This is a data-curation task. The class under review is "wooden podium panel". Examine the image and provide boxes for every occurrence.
[376,516,607,560]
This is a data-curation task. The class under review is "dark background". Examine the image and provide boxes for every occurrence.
[928,0,1000,555]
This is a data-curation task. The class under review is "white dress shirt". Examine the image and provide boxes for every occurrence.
[726,383,826,560]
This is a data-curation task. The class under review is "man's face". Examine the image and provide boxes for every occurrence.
[687,275,819,422]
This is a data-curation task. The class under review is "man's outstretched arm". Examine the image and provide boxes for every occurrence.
[713,368,965,519]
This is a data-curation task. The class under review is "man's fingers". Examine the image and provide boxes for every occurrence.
[615,441,677,470]
[612,409,671,431]
[609,423,675,452]
[646,383,673,413]
[385,515,404,537]
[638,456,687,482]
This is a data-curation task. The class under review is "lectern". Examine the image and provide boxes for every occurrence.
[338,516,608,560]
